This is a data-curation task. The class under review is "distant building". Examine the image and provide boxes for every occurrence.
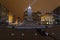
[41,13,54,25]
[53,6,60,24]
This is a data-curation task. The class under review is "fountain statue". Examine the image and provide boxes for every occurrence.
[25,5,33,21]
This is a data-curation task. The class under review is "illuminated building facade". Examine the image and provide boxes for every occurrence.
[41,13,54,25]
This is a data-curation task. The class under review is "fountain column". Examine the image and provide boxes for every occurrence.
[27,5,33,21]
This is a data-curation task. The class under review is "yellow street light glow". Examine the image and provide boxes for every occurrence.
[8,12,13,24]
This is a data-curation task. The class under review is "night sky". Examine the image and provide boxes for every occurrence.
[0,0,60,20]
